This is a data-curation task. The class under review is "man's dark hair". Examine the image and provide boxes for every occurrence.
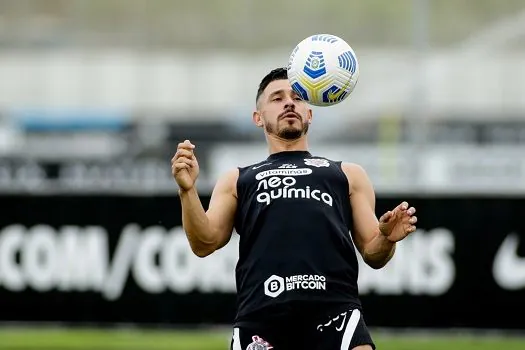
[256,67,288,104]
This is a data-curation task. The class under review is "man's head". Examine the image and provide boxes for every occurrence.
[253,67,312,140]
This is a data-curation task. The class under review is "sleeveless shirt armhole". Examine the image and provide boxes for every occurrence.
[336,161,354,232]
[335,161,352,198]
[233,166,245,234]
[235,166,244,198]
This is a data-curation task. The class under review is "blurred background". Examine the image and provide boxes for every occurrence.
[0,0,524,349]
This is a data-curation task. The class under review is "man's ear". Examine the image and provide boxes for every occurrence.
[307,108,313,124]
[253,110,264,128]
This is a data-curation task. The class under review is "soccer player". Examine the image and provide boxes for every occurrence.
[171,67,417,350]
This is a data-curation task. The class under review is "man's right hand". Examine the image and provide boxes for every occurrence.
[171,140,199,191]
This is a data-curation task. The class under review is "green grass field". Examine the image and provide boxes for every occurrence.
[0,328,523,350]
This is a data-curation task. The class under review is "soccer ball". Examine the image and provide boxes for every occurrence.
[287,34,359,107]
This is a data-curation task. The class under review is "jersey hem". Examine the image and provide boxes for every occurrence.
[233,298,363,327]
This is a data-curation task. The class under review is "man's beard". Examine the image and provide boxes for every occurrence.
[265,119,309,140]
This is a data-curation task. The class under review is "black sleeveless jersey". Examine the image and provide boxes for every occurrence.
[233,150,362,324]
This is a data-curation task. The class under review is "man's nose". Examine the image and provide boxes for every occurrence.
[284,97,296,110]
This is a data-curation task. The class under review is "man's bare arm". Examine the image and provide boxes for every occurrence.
[180,169,238,257]
[342,163,396,269]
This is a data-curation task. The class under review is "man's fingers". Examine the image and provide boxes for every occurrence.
[409,216,418,224]
[175,157,193,166]
[172,163,190,172]
[178,140,195,150]
[174,149,194,159]
[380,211,393,223]
[171,141,196,167]
[387,202,409,220]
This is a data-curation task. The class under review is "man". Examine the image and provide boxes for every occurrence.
[171,67,417,350]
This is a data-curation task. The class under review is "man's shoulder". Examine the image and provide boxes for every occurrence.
[339,162,372,192]
[340,162,366,172]
[215,168,240,187]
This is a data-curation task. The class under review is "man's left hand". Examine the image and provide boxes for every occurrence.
[378,201,417,243]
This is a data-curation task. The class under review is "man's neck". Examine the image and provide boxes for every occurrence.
[267,135,309,155]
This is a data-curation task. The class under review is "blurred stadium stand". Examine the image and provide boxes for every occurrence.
[0,2,524,194]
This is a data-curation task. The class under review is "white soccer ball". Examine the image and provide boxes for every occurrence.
[287,34,360,107]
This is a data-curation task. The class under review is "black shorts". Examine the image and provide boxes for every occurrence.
[230,306,375,349]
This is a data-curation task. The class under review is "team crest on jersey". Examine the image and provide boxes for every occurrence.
[246,335,273,350]
[304,158,330,168]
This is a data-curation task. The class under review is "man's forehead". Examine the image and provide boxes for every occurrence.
[265,79,293,95]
